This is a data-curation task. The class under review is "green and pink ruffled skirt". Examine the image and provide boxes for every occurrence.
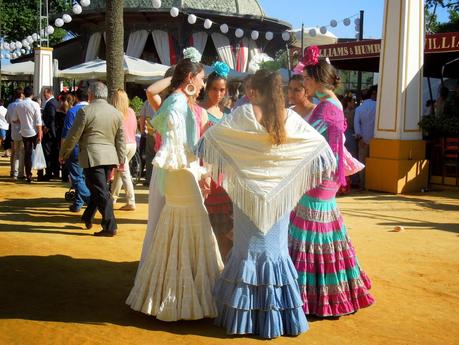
[288,180,374,317]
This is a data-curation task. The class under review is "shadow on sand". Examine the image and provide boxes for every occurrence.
[0,254,230,339]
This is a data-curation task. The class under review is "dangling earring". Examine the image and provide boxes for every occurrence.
[184,81,196,96]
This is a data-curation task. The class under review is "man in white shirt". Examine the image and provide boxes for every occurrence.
[354,86,378,189]
[5,88,25,179]
[10,86,43,183]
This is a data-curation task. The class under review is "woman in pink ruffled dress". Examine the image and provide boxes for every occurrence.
[288,46,375,317]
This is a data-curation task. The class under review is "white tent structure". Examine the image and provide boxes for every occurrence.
[291,27,338,48]
[58,55,170,82]
[1,61,35,76]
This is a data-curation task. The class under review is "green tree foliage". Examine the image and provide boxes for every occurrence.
[0,0,70,45]
[425,0,459,33]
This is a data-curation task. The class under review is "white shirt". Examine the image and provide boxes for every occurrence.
[0,106,8,130]
[10,98,42,138]
[354,99,377,145]
[5,99,23,141]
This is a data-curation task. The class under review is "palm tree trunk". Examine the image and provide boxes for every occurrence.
[105,0,124,99]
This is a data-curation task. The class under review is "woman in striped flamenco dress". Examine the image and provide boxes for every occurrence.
[288,46,375,317]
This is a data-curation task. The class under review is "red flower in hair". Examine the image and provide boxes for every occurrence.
[302,45,320,67]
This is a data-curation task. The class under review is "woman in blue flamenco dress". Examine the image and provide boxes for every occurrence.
[198,70,337,338]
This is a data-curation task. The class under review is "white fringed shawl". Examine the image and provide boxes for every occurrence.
[198,104,337,234]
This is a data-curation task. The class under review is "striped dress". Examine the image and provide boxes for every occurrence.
[288,99,374,317]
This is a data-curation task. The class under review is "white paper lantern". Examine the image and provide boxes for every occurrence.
[27,36,34,44]
[16,41,22,49]
[204,19,212,29]
[55,18,64,27]
[330,19,338,28]
[62,14,72,23]
[251,30,259,40]
[6,53,11,59]
[45,26,55,35]
[20,48,26,54]
[220,24,229,34]
[170,7,179,17]
[282,31,290,41]
[73,4,82,14]
[354,24,360,32]
[22,39,28,47]
[309,28,317,37]
[23,41,30,48]
[319,26,328,35]
[187,14,197,24]
[10,42,16,50]
[265,31,273,41]
[0,54,3,59]
[80,0,91,7]
[152,0,161,8]
[3,42,9,50]
[12,53,17,59]
[235,28,244,38]
[354,18,361,26]
[343,18,351,26]
[32,33,38,41]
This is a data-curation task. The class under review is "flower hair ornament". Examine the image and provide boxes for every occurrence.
[302,45,320,67]
[292,45,321,74]
[183,47,202,63]
[212,61,230,78]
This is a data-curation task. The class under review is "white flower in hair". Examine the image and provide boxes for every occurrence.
[183,47,202,63]
[325,57,331,64]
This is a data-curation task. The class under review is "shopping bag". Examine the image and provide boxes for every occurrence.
[32,143,47,170]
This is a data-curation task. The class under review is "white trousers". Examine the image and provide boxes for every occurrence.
[111,143,137,206]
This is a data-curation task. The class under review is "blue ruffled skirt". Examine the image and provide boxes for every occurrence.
[214,206,308,339]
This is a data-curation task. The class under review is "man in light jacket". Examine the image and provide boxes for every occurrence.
[59,82,126,237]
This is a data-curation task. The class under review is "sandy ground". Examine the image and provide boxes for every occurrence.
[0,156,458,345]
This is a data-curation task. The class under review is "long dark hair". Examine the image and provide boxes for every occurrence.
[305,59,340,90]
[252,70,286,145]
[170,58,204,90]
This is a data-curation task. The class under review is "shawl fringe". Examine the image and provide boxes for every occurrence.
[201,135,336,233]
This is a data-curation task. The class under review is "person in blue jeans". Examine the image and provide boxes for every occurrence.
[61,88,91,212]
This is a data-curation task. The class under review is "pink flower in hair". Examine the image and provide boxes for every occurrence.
[302,45,320,67]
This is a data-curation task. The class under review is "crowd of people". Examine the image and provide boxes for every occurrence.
[0,45,376,338]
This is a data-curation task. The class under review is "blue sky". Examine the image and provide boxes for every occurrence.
[260,0,451,39]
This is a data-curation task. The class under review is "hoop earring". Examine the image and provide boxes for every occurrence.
[184,82,196,96]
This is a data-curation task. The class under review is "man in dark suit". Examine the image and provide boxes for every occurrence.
[40,87,61,180]
[59,82,126,237]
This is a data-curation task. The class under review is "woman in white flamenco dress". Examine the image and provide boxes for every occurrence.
[126,55,223,321]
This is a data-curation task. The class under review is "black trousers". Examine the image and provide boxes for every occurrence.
[41,134,60,178]
[82,165,117,233]
[22,135,37,180]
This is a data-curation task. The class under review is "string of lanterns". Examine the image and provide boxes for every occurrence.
[0,0,91,60]
[166,3,291,43]
[1,0,361,61]
[307,13,361,38]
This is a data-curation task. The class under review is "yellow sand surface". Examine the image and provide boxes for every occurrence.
[0,157,458,345]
